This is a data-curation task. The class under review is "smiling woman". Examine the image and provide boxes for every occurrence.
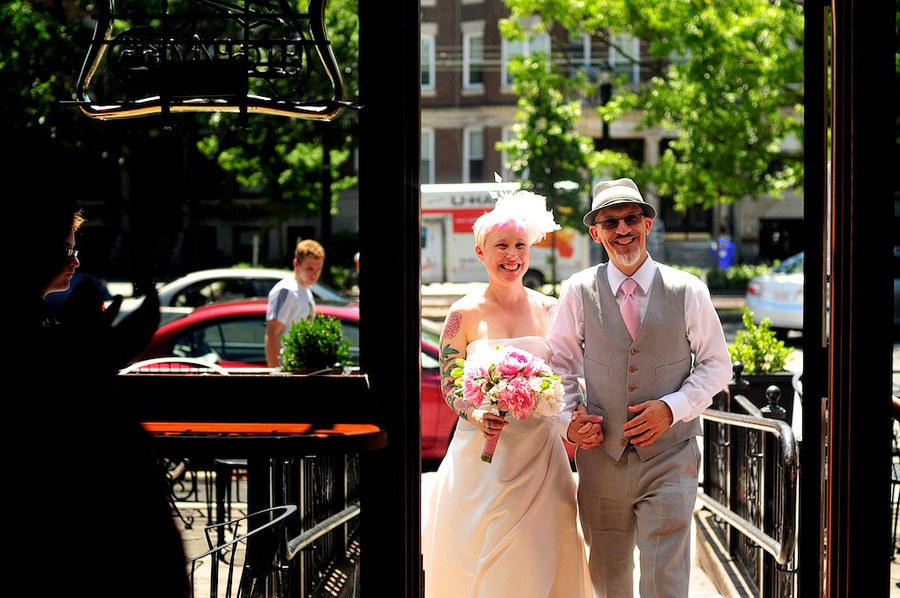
[475,225,530,282]
[422,189,596,598]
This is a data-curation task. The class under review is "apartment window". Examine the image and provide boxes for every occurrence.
[421,129,435,184]
[464,128,485,183]
[421,25,436,92]
[569,34,592,76]
[499,126,523,182]
[610,33,641,84]
[502,29,550,88]
[462,21,485,90]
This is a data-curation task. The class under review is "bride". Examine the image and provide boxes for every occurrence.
[422,190,599,597]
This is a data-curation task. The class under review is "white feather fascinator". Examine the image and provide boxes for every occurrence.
[473,177,561,246]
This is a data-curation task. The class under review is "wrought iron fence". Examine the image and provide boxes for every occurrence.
[700,367,800,598]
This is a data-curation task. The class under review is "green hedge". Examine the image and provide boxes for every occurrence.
[670,262,775,292]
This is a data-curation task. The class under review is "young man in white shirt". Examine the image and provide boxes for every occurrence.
[265,239,326,367]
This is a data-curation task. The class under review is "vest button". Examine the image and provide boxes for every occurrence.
[620,439,628,447]
[629,384,636,392]
[630,348,639,355]
[629,366,637,373]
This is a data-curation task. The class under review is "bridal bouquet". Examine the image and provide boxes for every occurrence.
[449,345,565,463]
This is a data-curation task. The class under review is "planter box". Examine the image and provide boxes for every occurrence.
[731,370,795,425]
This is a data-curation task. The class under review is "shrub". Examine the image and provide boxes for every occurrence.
[706,263,774,291]
[727,308,794,373]
[670,263,775,291]
[280,315,352,372]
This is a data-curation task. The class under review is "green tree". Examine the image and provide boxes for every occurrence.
[1,1,94,156]
[196,0,360,250]
[503,0,804,218]
[497,51,595,232]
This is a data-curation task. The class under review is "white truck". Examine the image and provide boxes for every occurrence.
[421,182,593,288]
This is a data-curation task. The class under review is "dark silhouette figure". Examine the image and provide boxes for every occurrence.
[10,142,190,598]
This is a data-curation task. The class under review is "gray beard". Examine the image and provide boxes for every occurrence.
[613,245,642,268]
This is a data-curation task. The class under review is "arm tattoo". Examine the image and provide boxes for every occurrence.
[441,310,462,340]
[439,311,469,420]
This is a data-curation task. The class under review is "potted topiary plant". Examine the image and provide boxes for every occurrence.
[280,315,353,374]
[727,308,796,423]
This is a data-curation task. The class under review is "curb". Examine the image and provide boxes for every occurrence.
[694,510,755,598]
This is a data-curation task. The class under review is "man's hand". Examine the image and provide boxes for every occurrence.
[623,400,674,447]
[567,403,603,449]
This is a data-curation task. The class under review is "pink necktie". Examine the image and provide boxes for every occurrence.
[619,278,641,340]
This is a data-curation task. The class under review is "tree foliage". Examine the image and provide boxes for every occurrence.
[497,52,595,231]
[0,2,92,154]
[196,0,360,238]
[503,0,805,213]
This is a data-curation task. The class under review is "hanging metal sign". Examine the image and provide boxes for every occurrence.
[74,0,351,121]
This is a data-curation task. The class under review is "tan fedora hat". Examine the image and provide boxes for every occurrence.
[582,178,657,227]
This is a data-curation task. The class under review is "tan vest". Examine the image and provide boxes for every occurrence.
[580,262,701,461]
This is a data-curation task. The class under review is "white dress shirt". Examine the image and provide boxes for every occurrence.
[549,255,732,439]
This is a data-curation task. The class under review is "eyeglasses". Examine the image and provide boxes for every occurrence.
[65,248,79,258]
[592,213,644,230]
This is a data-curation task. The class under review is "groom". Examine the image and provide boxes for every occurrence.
[549,178,731,597]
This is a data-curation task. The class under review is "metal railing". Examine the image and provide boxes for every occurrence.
[699,408,798,565]
[273,454,361,598]
[699,365,800,597]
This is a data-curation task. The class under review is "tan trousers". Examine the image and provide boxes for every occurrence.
[575,438,700,598]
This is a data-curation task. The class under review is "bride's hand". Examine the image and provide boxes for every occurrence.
[469,408,508,440]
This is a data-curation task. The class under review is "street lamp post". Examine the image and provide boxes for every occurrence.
[595,61,614,264]
[598,61,613,150]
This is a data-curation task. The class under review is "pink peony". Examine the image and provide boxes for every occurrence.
[496,347,542,379]
[461,363,490,407]
[498,376,537,419]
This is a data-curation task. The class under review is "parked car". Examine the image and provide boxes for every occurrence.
[745,252,805,334]
[109,267,352,326]
[746,251,900,337]
[130,299,456,461]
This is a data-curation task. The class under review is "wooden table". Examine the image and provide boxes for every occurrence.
[142,421,388,457]
[143,421,387,511]
[144,420,388,596]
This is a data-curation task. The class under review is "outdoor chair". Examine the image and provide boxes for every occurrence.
[186,505,297,598]
[119,356,231,375]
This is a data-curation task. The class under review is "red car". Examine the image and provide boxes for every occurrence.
[131,298,456,462]
[131,298,577,462]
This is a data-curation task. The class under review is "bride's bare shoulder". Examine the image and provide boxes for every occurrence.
[525,287,558,308]
[448,291,488,314]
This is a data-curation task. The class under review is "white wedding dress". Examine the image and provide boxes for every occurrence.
[422,337,593,597]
